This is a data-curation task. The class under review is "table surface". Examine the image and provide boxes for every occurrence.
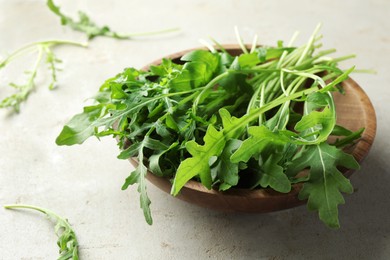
[1,0,389,259]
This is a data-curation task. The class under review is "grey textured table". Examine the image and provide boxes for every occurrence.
[1,0,389,259]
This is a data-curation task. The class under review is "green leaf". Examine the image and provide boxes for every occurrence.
[294,107,334,143]
[332,127,364,148]
[47,0,115,40]
[254,153,291,193]
[170,50,219,91]
[331,125,353,136]
[171,125,226,195]
[169,51,219,91]
[118,136,174,225]
[143,136,170,150]
[231,125,290,163]
[180,50,219,74]
[293,92,336,144]
[214,139,242,190]
[47,0,179,40]
[55,104,106,145]
[149,142,179,176]
[286,143,359,228]
[169,62,207,91]
[121,141,153,225]
[4,204,79,260]
[238,53,260,67]
[117,142,141,159]
[263,47,296,60]
[219,57,253,94]
[165,114,179,132]
[219,108,247,139]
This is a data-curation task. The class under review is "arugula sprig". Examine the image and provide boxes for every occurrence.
[47,0,179,40]
[0,40,87,112]
[4,204,79,260]
[57,25,363,228]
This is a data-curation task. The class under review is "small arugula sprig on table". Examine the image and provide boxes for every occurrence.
[0,40,87,112]
[4,204,79,260]
[47,0,179,40]
[56,25,364,228]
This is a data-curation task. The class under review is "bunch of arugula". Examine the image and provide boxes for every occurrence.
[56,25,363,228]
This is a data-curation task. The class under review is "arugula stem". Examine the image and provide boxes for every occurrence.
[250,34,258,53]
[258,84,265,124]
[1,45,35,68]
[4,204,79,259]
[330,54,357,63]
[192,71,230,115]
[234,26,249,54]
[25,45,44,91]
[4,204,71,228]
[233,86,319,136]
[277,31,299,68]
[119,27,180,38]
[1,40,87,67]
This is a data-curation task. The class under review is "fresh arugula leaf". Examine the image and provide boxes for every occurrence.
[121,139,153,225]
[171,125,226,195]
[0,40,87,112]
[332,127,364,148]
[219,108,248,139]
[56,104,108,145]
[230,125,290,163]
[181,50,219,74]
[256,47,296,61]
[286,143,359,228]
[213,139,242,190]
[252,153,291,193]
[168,50,219,91]
[117,142,142,159]
[4,204,79,260]
[149,142,179,177]
[331,125,354,136]
[47,0,179,40]
[238,53,260,68]
[293,92,336,144]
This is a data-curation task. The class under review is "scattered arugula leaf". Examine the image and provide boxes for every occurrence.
[47,0,179,40]
[57,25,363,228]
[4,204,79,260]
[0,40,87,112]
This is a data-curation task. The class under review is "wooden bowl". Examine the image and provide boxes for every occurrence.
[132,45,376,213]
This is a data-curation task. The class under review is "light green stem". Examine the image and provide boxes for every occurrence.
[120,27,180,38]
[192,71,230,115]
[0,40,87,68]
[4,204,73,230]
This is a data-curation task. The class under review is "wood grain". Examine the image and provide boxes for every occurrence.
[134,46,377,213]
